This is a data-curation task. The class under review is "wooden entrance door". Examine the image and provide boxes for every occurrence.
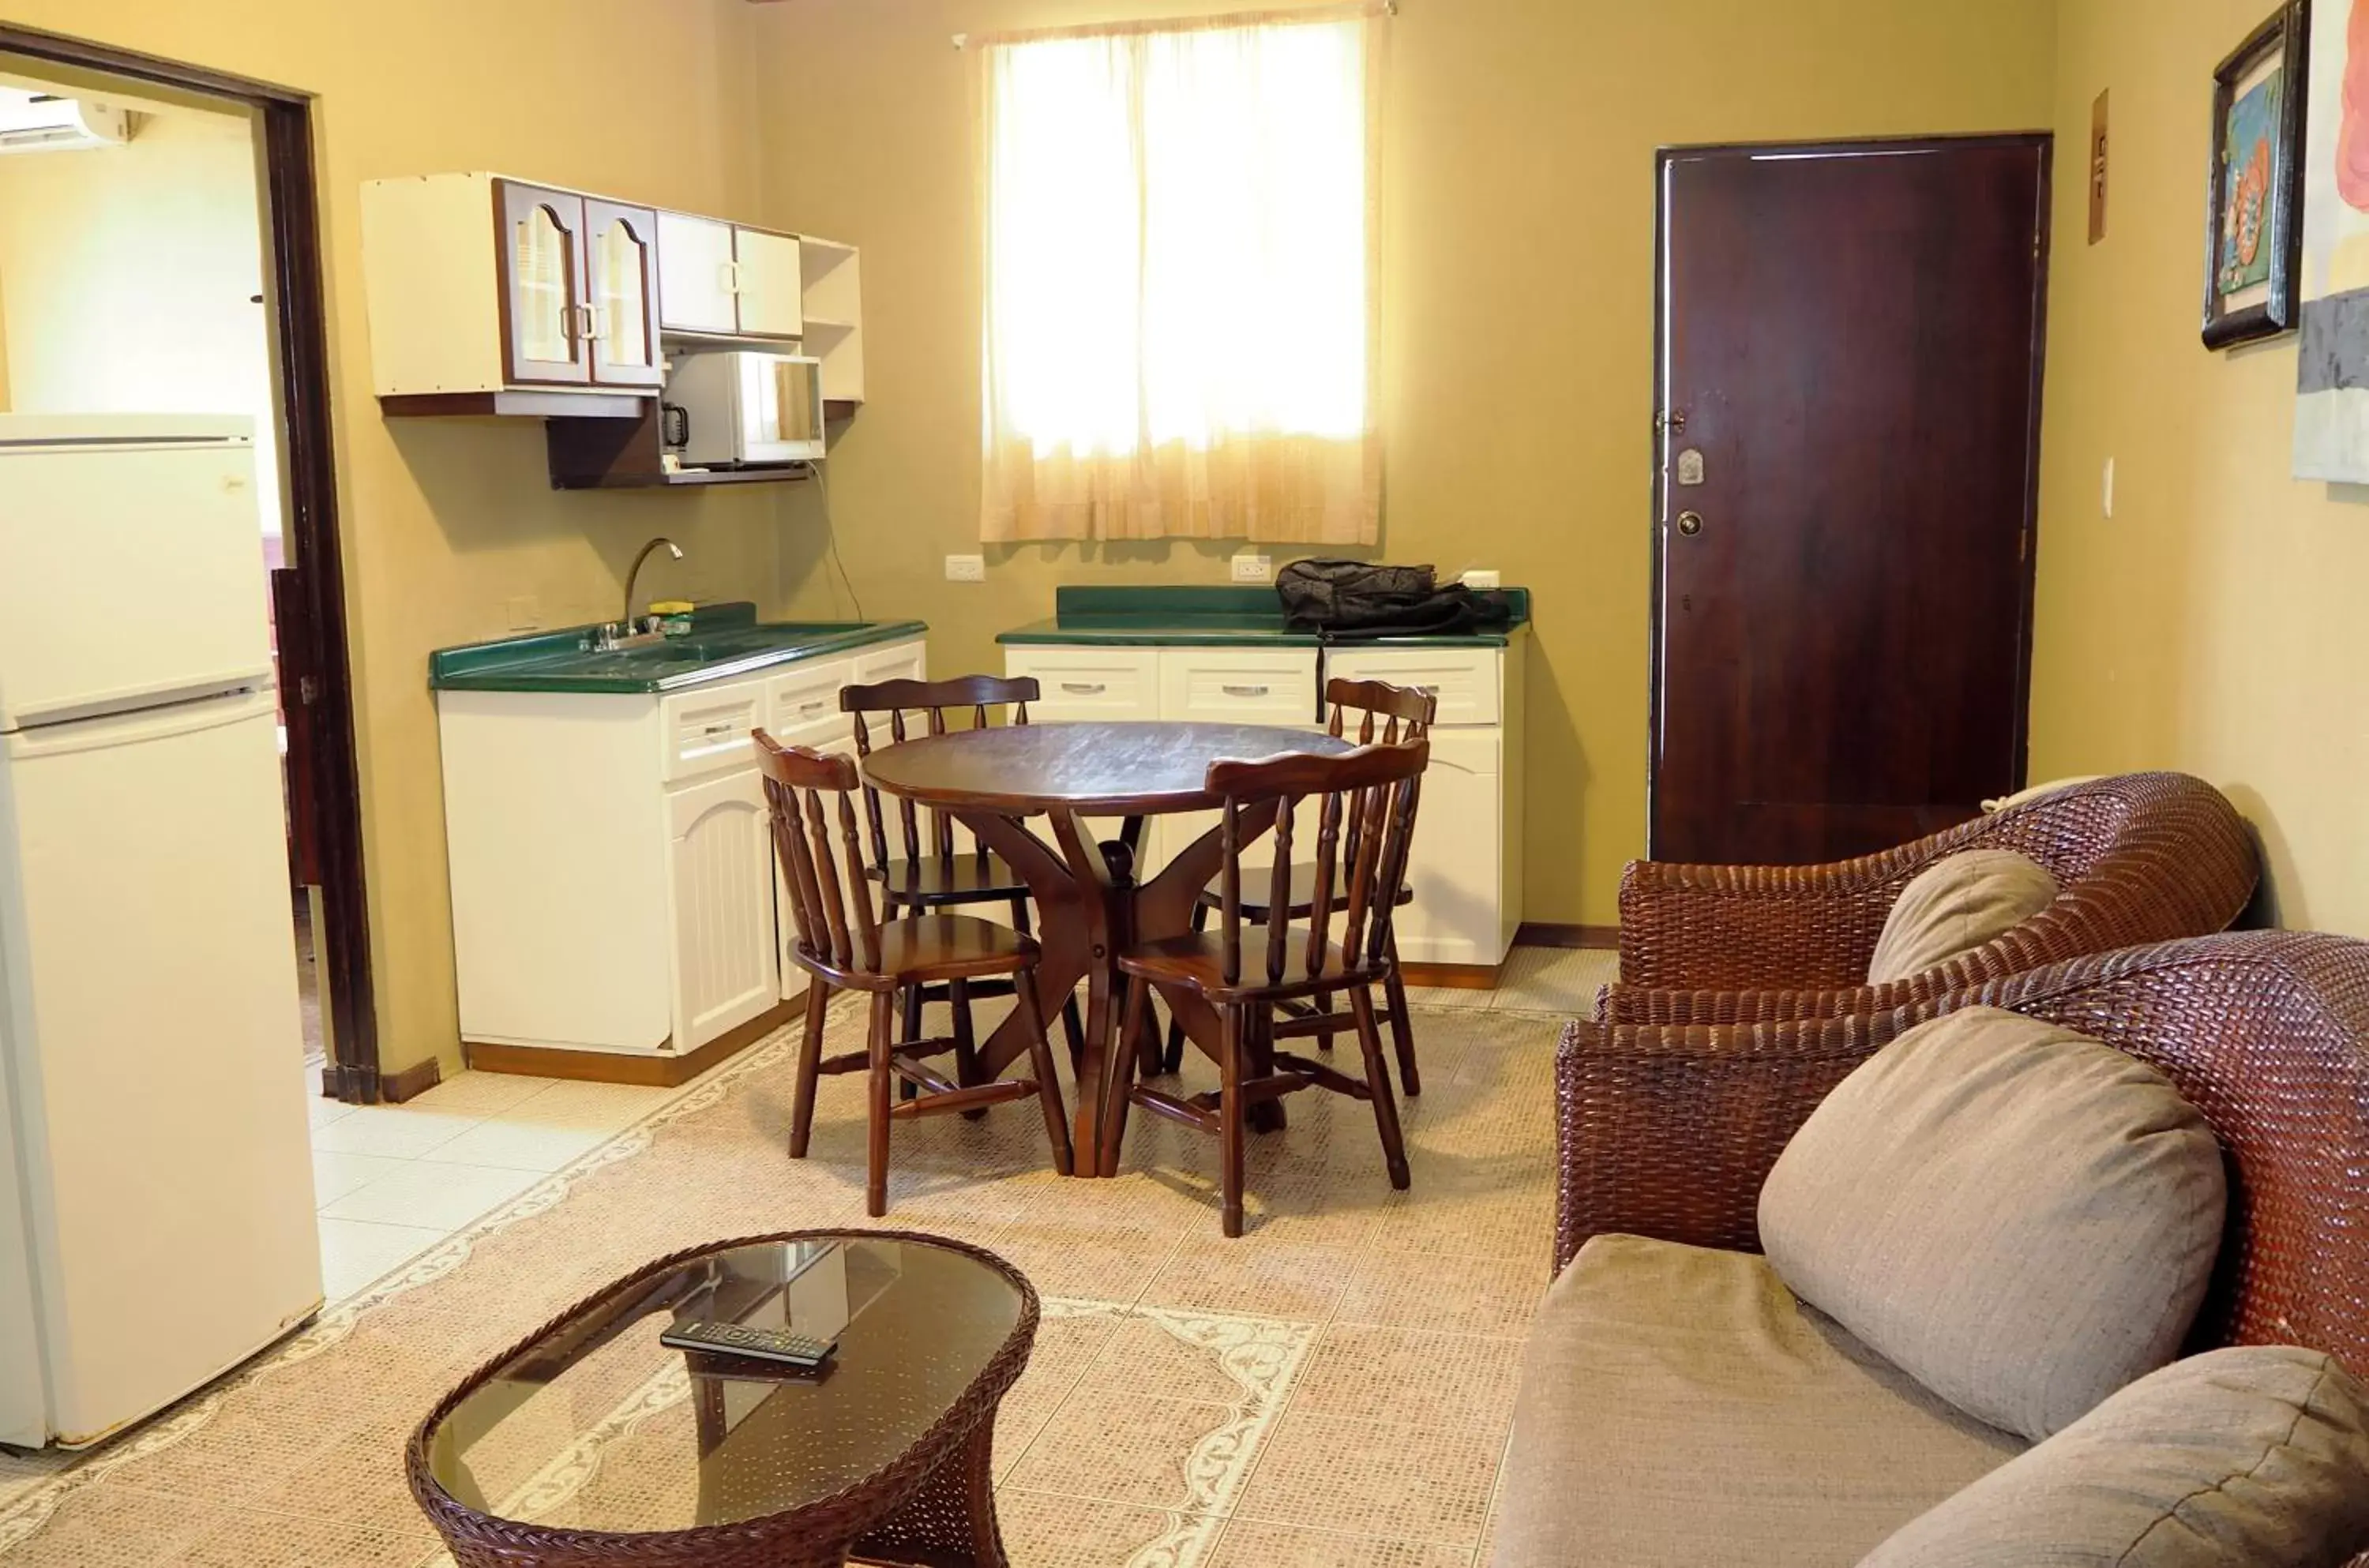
[1650,137,2050,865]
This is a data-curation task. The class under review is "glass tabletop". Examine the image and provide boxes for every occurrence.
[421,1236,1027,1535]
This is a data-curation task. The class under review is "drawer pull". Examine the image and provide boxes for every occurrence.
[1221,684,1271,698]
[796,699,828,714]
[1060,681,1107,695]
[699,722,739,738]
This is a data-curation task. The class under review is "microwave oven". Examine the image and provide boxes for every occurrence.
[663,350,826,467]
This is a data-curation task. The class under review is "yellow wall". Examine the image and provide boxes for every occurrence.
[746,0,2058,931]
[0,1,798,1077]
[2036,0,2369,935]
[0,99,284,527]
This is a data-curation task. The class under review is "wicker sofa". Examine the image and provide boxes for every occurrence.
[1599,772,2258,1028]
[1492,931,2369,1566]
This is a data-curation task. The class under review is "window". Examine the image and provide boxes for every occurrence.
[979,9,1383,543]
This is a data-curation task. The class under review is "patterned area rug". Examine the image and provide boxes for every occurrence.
[0,995,1562,1568]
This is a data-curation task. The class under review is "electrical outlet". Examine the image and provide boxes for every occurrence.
[505,595,540,630]
[1230,553,1274,584]
[1460,568,1502,590]
[945,553,986,583]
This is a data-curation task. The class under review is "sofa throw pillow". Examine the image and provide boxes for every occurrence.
[1857,1346,2369,1567]
[1759,1007,2225,1442]
[1865,850,2058,985]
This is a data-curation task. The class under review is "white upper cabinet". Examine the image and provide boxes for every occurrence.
[656,211,738,334]
[732,227,804,338]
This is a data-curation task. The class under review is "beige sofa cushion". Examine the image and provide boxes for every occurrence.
[1490,1236,2023,1568]
[1866,850,2057,983]
[1859,1346,2369,1566]
[1759,1007,2226,1442]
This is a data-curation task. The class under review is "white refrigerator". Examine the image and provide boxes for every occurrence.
[0,415,322,1449]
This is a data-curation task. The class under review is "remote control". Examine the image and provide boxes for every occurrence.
[661,1319,837,1367]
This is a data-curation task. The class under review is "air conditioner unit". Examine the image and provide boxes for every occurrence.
[0,94,135,155]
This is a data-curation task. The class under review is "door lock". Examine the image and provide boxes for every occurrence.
[1656,410,1688,433]
[1676,511,1704,537]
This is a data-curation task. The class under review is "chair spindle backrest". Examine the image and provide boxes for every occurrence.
[842,675,1038,870]
[1324,678,1436,883]
[754,730,884,974]
[1209,739,1429,988]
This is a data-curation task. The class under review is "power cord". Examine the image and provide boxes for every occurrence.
[809,460,865,622]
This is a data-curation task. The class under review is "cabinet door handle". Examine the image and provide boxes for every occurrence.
[720,260,741,295]
[1060,681,1106,695]
[1221,684,1271,698]
[581,303,605,343]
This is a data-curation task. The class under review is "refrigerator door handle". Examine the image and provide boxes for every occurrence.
[3,688,277,760]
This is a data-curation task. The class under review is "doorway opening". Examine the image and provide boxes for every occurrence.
[0,28,378,1101]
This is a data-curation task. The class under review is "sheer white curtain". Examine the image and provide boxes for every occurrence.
[979,9,1382,543]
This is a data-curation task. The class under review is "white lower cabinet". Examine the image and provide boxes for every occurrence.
[439,635,925,1063]
[666,767,782,1051]
[1005,636,1526,972]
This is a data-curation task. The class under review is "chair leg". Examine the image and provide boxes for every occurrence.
[1014,973,1072,1176]
[787,977,830,1159]
[949,976,989,1120]
[1162,900,1211,1075]
[1383,925,1419,1097]
[899,977,924,1103]
[1350,985,1410,1191]
[1219,1003,1246,1238]
[865,990,895,1217]
[1018,891,1091,1067]
[1100,974,1151,1176]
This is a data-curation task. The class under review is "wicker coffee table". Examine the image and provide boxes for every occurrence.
[406,1230,1038,1568]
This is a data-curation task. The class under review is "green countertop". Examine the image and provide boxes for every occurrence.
[995,585,1530,648]
[429,603,928,694]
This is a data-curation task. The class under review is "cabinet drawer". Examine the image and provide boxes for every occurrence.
[764,657,853,748]
[659,680,764,782]
[1323,646,1500,726]
[1158,648,1320,725]
[1004,648,1160,721]
[853,637,926,687]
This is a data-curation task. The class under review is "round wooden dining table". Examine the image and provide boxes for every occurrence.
[859,721,1354,1176]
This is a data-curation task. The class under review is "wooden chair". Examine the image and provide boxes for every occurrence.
[755,730,1072,1217]
[843,674,1090,1075]
[1102,738,1430,1237]
[1159,677,1436,1092]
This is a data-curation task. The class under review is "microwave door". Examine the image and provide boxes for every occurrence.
[741,355,824,463]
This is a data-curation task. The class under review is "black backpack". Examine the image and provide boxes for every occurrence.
[1275,559,1514,640]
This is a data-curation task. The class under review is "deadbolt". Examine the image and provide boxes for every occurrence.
[1676,510,1704,537]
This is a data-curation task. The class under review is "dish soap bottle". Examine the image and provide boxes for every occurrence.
[649,600,696,638]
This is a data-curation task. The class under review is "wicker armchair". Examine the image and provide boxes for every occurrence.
[1601,772,2258,1027]
[1555,929,2369,1379]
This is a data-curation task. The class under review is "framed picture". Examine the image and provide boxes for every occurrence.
[2203,1,2308,348]
[2292,0,2369,478]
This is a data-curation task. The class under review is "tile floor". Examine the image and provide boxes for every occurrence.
[301,944,1613,1310]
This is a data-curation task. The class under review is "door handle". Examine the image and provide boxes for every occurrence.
[1676,511,1704,538]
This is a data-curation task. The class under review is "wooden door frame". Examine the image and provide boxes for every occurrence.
[0,23,384,1100]
[1646,131,2054,859]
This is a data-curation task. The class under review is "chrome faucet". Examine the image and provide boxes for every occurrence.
[624,537,684,630]
[591,538,686,652]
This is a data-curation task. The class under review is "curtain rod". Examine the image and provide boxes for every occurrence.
[955,1,1394,51]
